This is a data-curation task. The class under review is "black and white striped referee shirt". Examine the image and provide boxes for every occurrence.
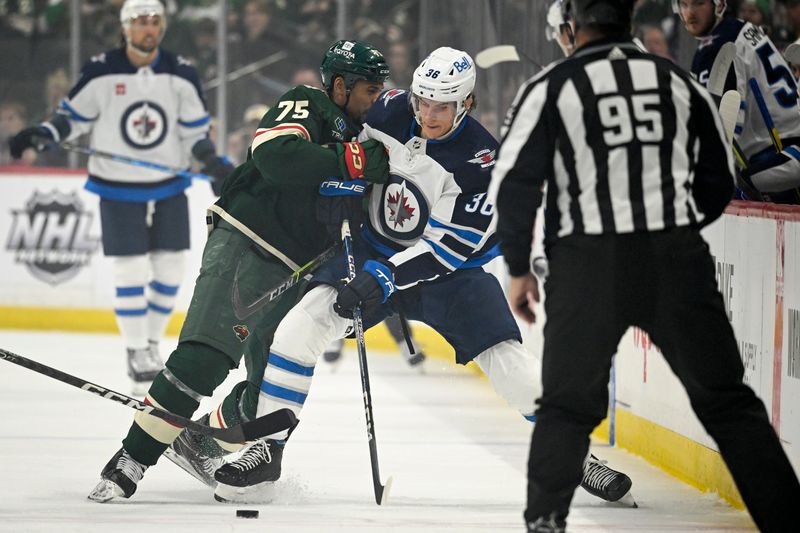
[490,38,735,276]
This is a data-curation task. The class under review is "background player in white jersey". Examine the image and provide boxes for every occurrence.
[7,0,233,392]
[203,47,633,506]
[675,0,800,204]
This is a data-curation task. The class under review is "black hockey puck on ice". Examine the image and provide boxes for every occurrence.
[236,509,259,519]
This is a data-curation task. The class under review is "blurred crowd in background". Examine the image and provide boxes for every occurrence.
[2,0,800,167]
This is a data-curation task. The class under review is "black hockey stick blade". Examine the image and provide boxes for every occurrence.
[0,348,296,443]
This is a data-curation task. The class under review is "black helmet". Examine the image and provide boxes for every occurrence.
[320,40,390,92]
[570,0,635,30]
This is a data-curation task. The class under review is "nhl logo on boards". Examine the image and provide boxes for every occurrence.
[6,190,99,285]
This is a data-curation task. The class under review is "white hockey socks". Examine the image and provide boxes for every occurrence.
[256,285,351,439]
[112,255,150,350]
[146,250,186,343]
[474,339,542,421]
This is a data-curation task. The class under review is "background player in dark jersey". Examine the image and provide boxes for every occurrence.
[8,0,234,394]
[675,0,800,203]
[86,39,392,503]
[207,47,632,506]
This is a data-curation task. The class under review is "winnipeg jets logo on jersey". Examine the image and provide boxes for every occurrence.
[387,181,416,227]
[121,101,168,149]
[379,174,429,240]
[467,148,496,168]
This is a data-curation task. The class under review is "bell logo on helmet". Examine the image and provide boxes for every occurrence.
[453,56,472,73]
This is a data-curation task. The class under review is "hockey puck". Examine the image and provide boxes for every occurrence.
[236,509,259,519]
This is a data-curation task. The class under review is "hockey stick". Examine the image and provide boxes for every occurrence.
[475,45,544,70]
[341,219,393,505]
[783,42,800,65]
[231,242,339,320]
[51,140,212,182]
[708,41,735,96]
[718,90,763,200]
[0,348,296,443]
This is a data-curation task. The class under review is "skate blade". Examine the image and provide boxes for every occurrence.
[163,447,219,488]
[617,491,638,508]
[213,481,276,504]
[87,479,126,503]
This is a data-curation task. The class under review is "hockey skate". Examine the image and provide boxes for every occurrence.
[87,448,148,503]
[527,513,566,533]
[213,438,284,503]
[580,454,632,502]
[163,414,226,487]
[127,345,164,395]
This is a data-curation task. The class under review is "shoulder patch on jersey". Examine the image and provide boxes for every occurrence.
[467,148,496,169]
[697,34,719,51]
[90,53,107,64]
[381,89,407,107]
[177,55,193,67]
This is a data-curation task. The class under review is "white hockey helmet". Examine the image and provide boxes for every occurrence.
[671,0,727,24]
[546,0,576,57]
[411,47,476,133]
[120,0,167,40]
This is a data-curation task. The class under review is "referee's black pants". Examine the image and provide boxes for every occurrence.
[525,228,800,531]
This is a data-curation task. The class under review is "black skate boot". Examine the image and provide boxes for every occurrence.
[527,512,566,533]
[163,414,226,487]
[580,454,632,502]
[213,438,285,503]
[87,448,148,503]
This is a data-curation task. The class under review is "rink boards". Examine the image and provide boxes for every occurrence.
[0,168,798,509]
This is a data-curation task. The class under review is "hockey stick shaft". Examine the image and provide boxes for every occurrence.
[0,348,296,443]
[708,41,735,97]
[341,219,391,505]
[231,242,339,320]
[56,141,212,181]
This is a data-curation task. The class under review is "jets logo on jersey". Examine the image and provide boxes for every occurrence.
[467,148,496,168]
[121,101,168,149]
[698,34,718,51]
[379,174,429,241]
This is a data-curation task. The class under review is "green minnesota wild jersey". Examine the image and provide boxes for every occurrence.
[210,85,373,270]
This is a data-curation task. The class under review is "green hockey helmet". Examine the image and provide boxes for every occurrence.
[320,40,390,92]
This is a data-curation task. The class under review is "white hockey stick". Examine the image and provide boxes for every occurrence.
[718,90,740,144]
[475,45,520,68]
[783,42,800,65]
[707,41,735,96]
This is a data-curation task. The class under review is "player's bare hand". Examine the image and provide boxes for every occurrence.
[508,272,540,325]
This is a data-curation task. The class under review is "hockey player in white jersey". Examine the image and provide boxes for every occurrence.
[8,0,233,392]
[201,46,633,505]
[675,0,800,204]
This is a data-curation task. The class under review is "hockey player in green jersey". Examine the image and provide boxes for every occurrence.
[88,40,391,503]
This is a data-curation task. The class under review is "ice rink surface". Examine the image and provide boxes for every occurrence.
[0,331,756,532]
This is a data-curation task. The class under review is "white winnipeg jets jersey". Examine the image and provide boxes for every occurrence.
[693,18,800,158]
[58,47,210,193]
[358,89,500,290]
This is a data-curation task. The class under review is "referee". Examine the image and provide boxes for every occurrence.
[491,0,800,531]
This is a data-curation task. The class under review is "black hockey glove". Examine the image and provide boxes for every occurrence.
[316,178,368,238]
[334,259,396,319]
[333,139,390,184]
[8,126,54,159]
[202,155,235,196]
